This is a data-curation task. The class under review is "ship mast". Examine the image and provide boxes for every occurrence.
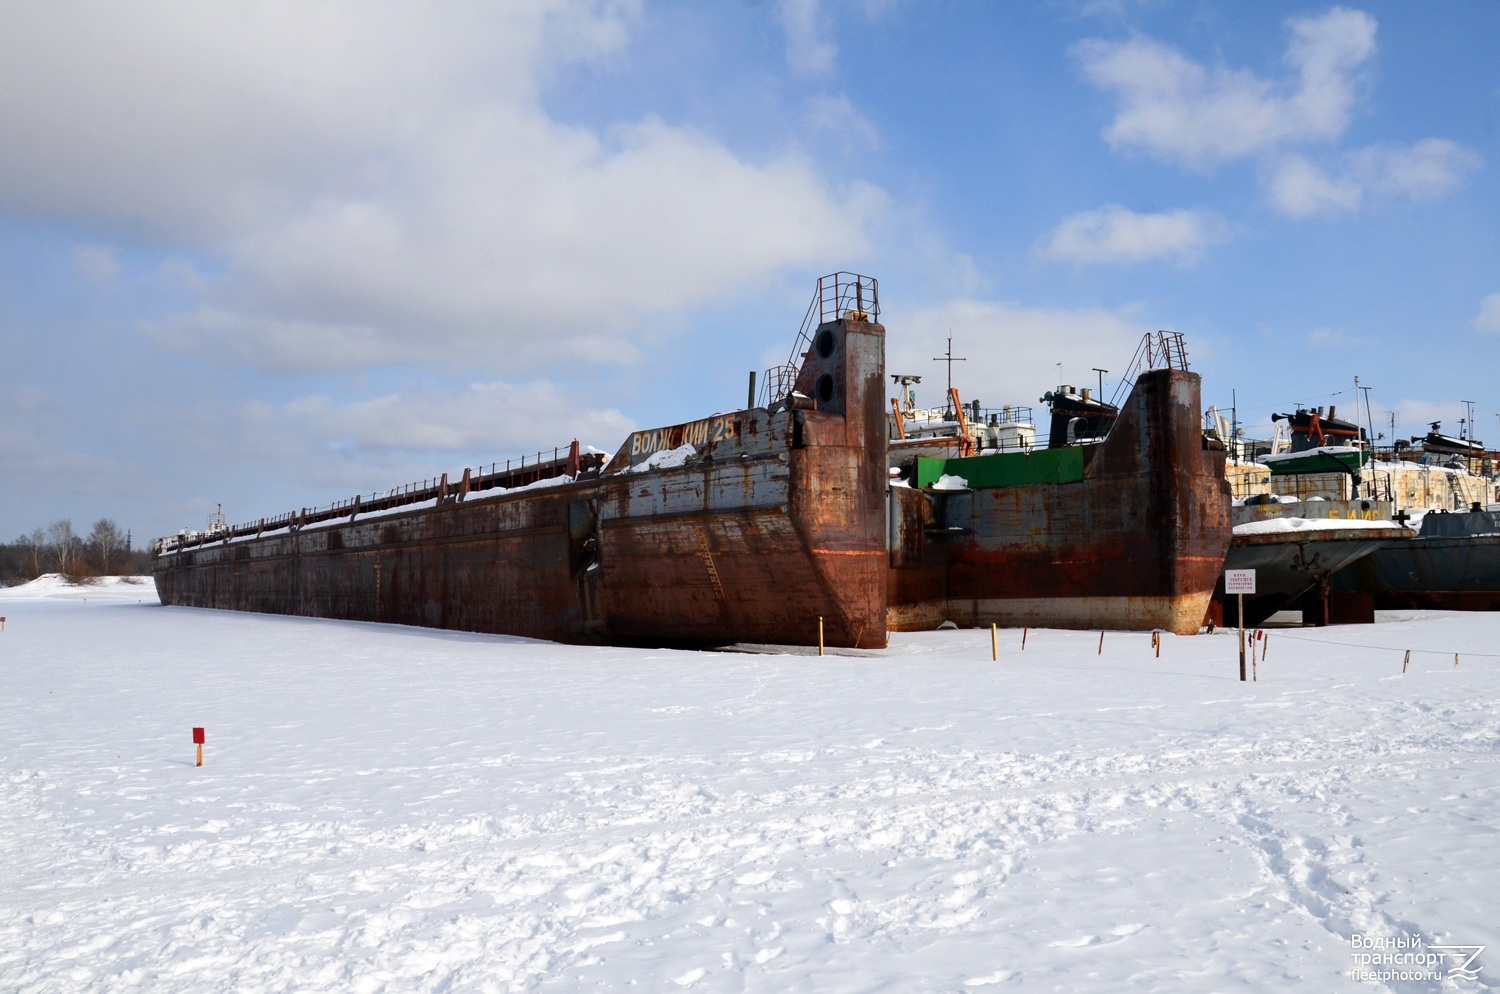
[1355,375,1376,454]
[932,336,966,414]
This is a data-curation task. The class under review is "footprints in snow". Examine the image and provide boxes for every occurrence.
[1046,923,1148,948]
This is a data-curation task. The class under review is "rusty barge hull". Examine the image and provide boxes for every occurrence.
[888,368,1231,635]
[154,278,889,649]
[151,449,879,646]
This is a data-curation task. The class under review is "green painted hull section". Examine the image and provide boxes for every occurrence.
[916,446,1085,489]
[1263,449,1369,475]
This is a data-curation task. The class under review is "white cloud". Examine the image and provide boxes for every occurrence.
[74,244,120,284]
[1362,139,1482,200]
[1475,294,1500,334]
[777,0,837,76]
[142,309,418,375]
[1036,205,1229,265]
[0,2,885,375]
[1075,10,1479,219]
[250,380,637,461]
[886,299,1151,408]
[1075,7,1376,167]
[803,94,882,152]
[1265,154,1363,216]
[1305,326,1368,349]
[1268,139,1481,217]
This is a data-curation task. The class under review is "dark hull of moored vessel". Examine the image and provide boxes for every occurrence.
[1212,500,1411,627]
[1330,509,1500,613]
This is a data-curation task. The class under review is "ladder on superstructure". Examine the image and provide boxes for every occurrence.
[758,272,879,408]
[1447,470,1467,510]
[1109,330,1189,407]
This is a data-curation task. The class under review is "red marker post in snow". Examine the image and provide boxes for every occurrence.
[193,727,205,767]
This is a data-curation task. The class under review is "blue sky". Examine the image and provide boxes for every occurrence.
[3,1,1498,543]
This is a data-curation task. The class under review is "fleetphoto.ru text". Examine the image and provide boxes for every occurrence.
[1349,933,1484,984]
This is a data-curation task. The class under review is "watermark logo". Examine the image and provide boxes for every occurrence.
[1350,933,1485,984]
[1430,945,1486,982]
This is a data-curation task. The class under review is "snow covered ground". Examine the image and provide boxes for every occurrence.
[3,577,1497,992]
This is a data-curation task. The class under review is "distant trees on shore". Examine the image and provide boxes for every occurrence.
[0,519,150,585]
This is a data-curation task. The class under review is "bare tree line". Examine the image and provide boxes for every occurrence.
[1,518,150,585]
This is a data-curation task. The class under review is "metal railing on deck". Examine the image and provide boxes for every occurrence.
[1228,469,1397,503]
[1109,330,1189,407]
[758,272,878,408]
[155,442,605,555]
[966,404,1033,427]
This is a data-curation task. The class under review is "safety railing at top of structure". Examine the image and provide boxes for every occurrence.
[1227,471,1399,504]
[1108,330,1189,408]
[758,272,879,409]
[154,442,606,555]
[963,403,1034,428]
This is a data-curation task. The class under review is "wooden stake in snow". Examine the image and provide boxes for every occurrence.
[1260,631,1268,662]
[1403,649,1411,674]
[1224,569,1256,683]
[1455,653,1460,668]
[818,617,824,657]
[1021,627,1028,651]
[1238,600,1247,682]
[193,727,205,767]
[1,616,6,633]
[1098,631,1105,655]
[991,623,998,661]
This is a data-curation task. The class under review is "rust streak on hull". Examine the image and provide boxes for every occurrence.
[887,368,1231,636]
[154,275,890,649]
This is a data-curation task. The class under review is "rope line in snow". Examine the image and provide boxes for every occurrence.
[1245,629,1500,659]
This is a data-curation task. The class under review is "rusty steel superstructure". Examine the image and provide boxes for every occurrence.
[153,274,889,648]
[887,335,1232,635]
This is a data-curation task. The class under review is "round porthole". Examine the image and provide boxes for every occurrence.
[815,374,835,404]
[814,328,836,358]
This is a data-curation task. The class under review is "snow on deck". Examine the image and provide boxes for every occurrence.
[2,596,1496,991]
[1257,445,1364,464]
[1233,517,1410,536]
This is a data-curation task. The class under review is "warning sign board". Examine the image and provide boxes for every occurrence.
[1224,569,1257,595]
